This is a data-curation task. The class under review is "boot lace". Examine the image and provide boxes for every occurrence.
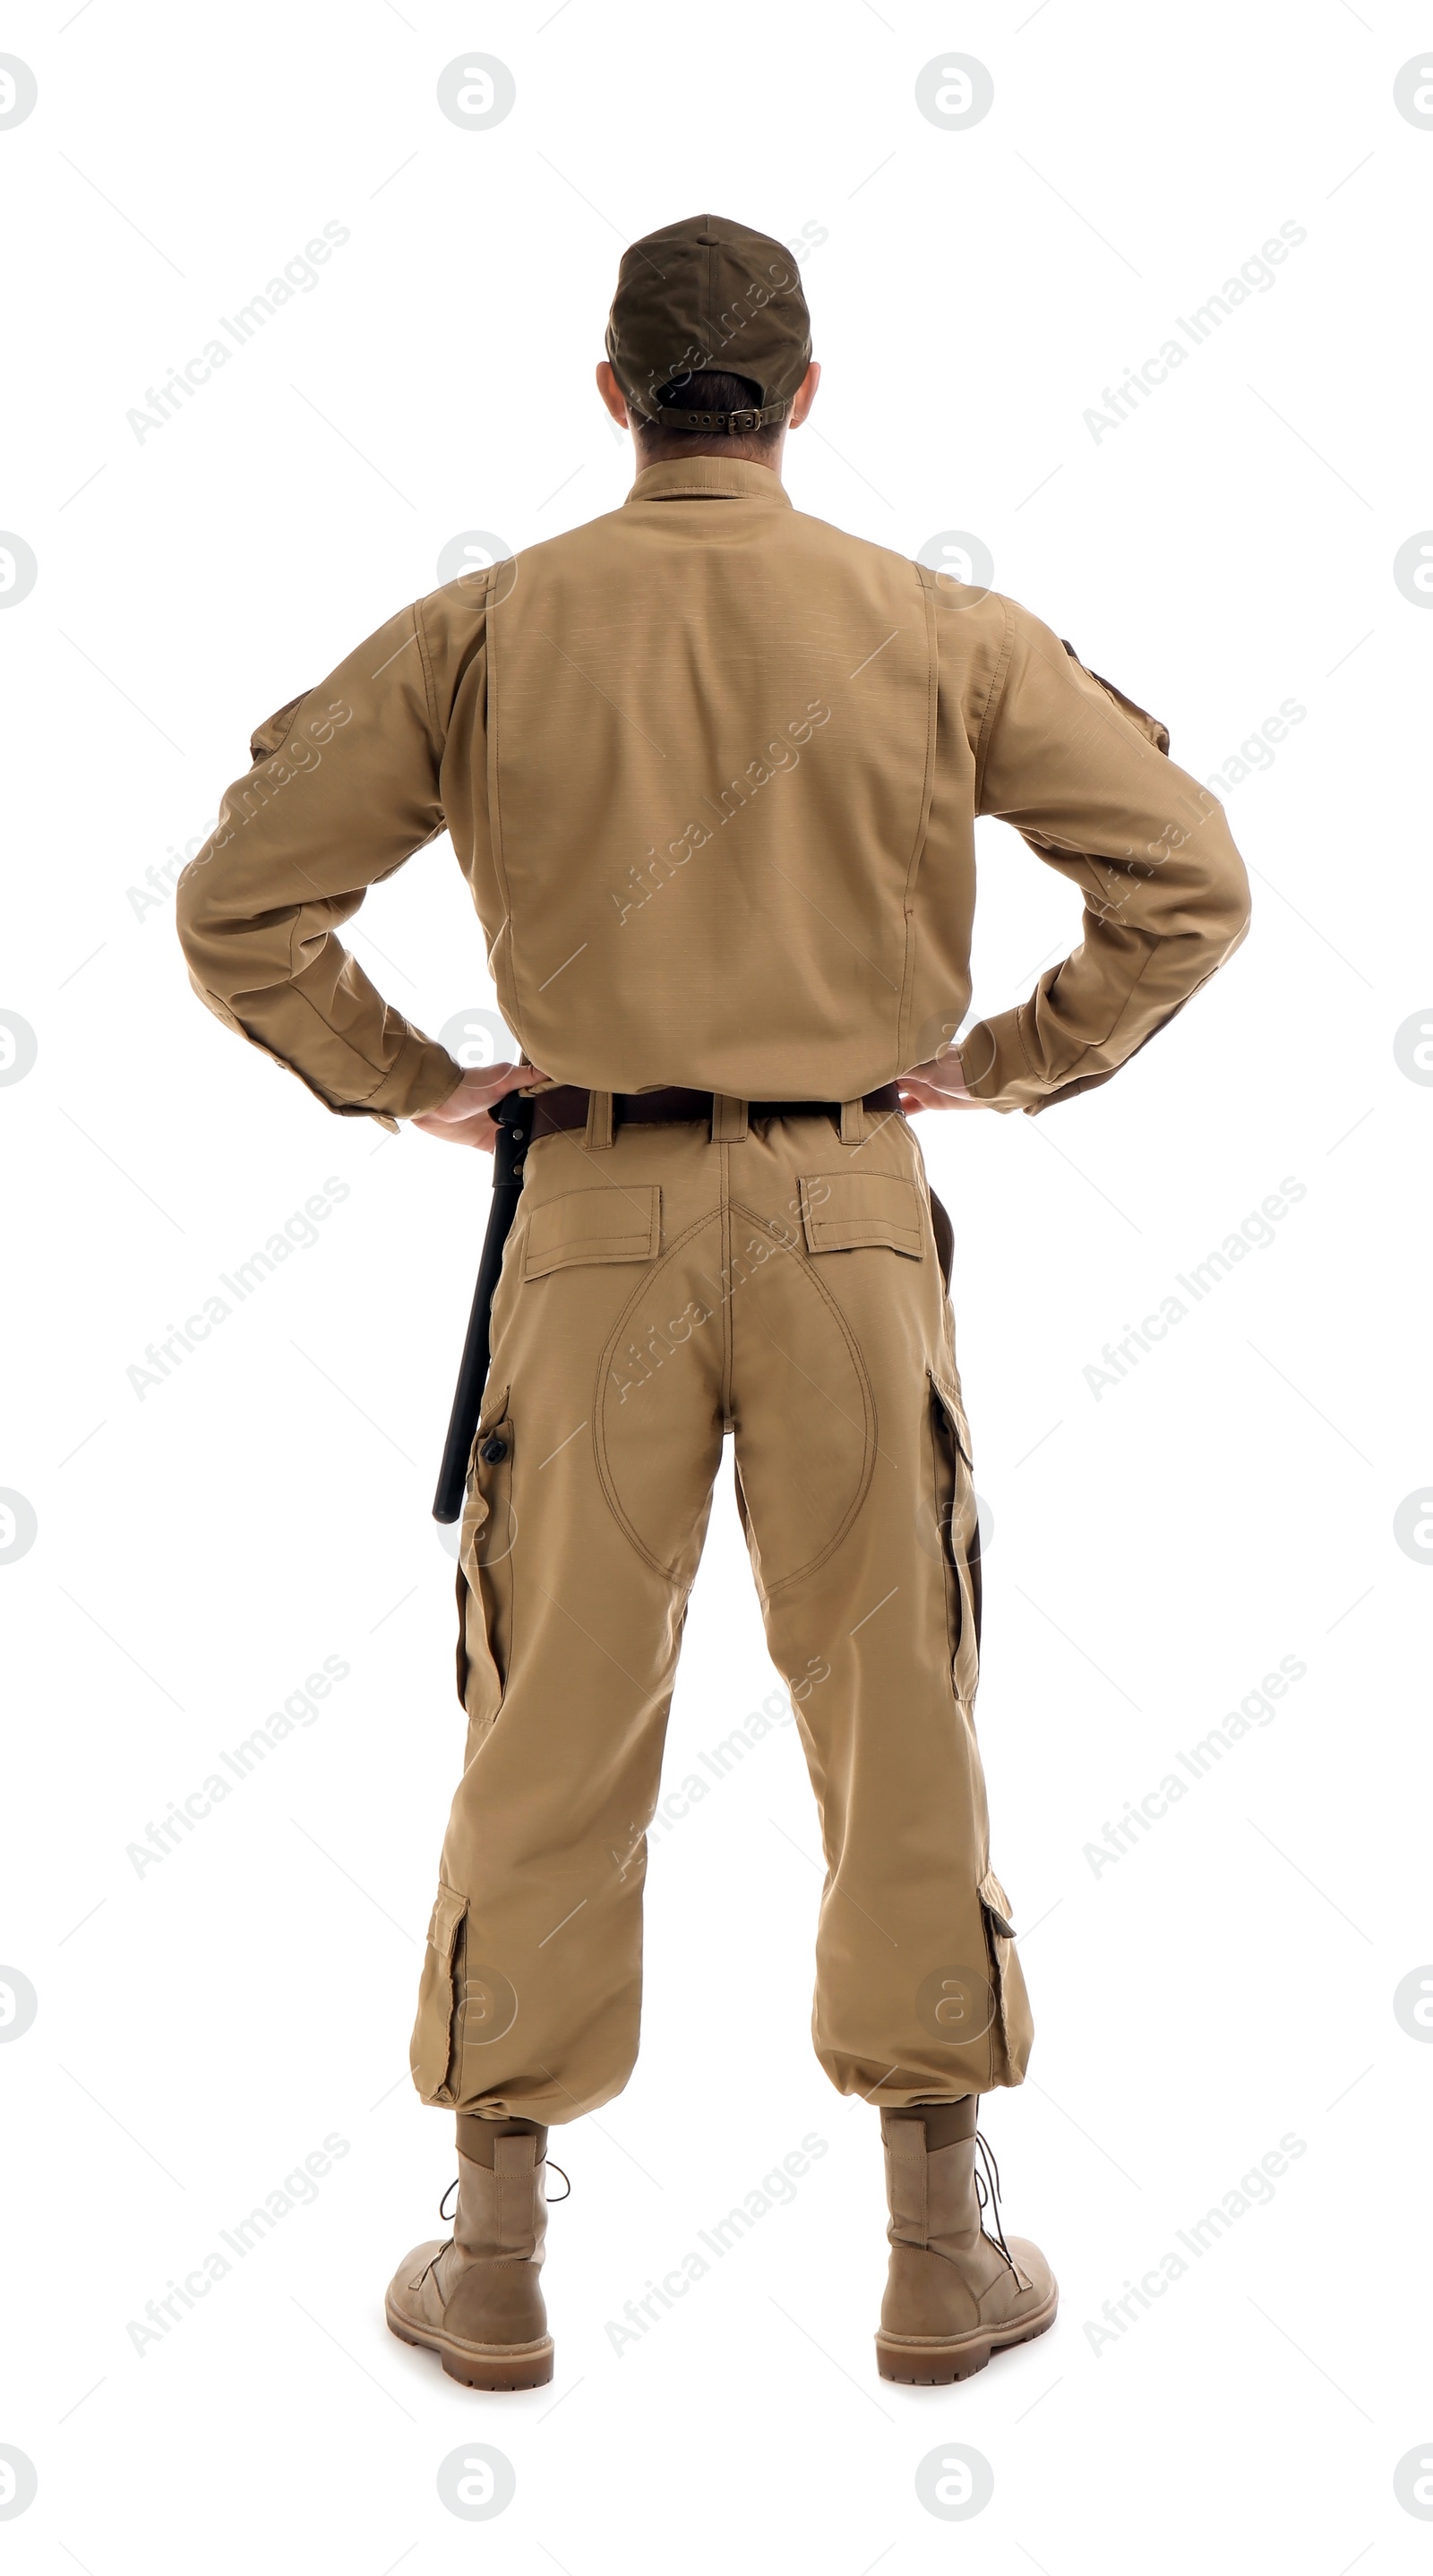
[437,2158,570,2224]
[974,2128,1017,2274]
[415,2158,570,2291]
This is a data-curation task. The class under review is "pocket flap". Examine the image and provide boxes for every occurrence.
[1061,642,1171,755]
[249,692,308,762]
[524,1185,660,1279]
[978,1866,1017,1939]
[427,1881,468,1964]
[1087,666,1170,755]
[800,1172,922,1258]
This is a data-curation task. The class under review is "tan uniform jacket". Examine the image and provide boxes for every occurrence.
[176,457,1250,1125]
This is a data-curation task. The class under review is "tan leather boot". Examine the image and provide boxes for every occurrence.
[876,2098,1057,2383]
[385,2114,557,2389]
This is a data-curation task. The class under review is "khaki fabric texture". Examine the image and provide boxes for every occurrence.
[408,1107,1034,2123]
[176,458,1250,1126]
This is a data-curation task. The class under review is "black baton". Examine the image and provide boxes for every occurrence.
[432,1089,535,1523]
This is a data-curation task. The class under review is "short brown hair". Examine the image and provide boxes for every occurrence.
[634,370,784,459]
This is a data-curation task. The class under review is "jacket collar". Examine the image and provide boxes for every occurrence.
[624,456,793,508]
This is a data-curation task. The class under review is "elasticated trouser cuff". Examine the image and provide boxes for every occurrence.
[886,2097,977,2152]
[457,2112,546,2169]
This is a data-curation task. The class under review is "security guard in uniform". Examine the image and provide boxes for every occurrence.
[177,214,1250,2392]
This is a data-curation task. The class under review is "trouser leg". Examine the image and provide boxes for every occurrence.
[725,1111,1034,2105]
[411,1121,726,2126]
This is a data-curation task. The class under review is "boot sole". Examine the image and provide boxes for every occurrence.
[875,2281,1059,2385]
[384,2298,554,2391]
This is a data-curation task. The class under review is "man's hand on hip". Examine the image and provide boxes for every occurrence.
[409,1062,550,1153]
[897,1048,989,1117]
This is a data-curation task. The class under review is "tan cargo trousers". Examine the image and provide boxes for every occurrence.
[410,1101,1034,2124]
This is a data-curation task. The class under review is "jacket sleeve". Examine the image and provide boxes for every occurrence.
[958,599,1251,1114]
[175,601,468,1128]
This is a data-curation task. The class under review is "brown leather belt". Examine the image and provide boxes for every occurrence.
[526,1083,902,1138]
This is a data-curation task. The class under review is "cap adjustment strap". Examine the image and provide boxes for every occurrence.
[634,397,792,436]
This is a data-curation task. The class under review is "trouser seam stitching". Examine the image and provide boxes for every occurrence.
[591,1204,725,1580]
[726,1199,880,1595]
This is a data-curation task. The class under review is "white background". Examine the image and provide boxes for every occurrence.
[3,2,1431,2567]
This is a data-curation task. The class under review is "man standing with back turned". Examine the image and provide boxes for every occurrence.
[177,214,1249,2392]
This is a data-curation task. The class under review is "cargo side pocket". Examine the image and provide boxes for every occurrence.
[979,1865,1034,2084]
[928,1370,982,1705]
[410,1881,468,2104]
[455,1387,515,1722]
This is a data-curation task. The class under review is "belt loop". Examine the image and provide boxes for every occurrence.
[710,1094,749,1143]
[584,1089,615,1151]
[839,1096,869,1146]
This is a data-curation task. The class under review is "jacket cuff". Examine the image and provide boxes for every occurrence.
[355,1032,467,1123]
[957,1011,1043,1113]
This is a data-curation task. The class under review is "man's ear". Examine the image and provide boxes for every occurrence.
[789,359,821,429]
[595,360,630,428]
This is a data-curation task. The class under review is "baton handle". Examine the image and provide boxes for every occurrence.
[431,1091,534,1523]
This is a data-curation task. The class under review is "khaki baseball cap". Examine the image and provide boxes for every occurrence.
[605,212,812,432]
